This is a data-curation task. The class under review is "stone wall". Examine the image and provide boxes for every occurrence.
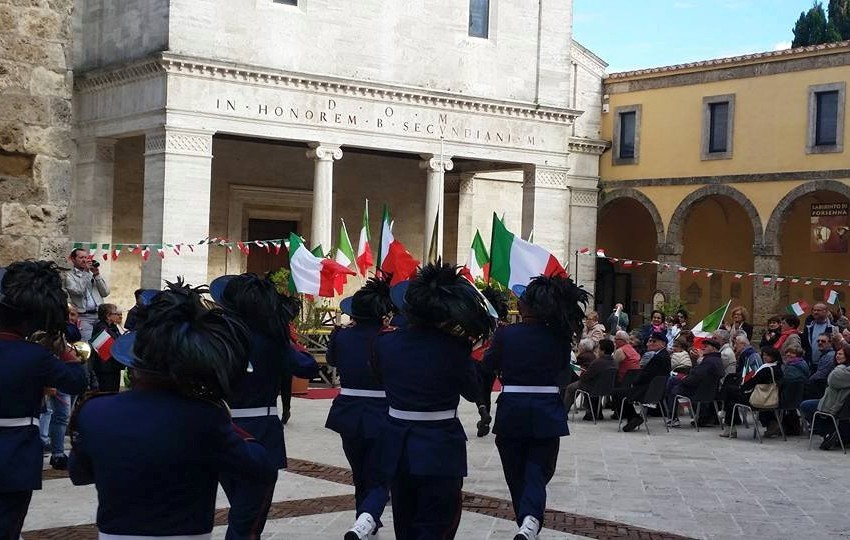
[0,0,73,265]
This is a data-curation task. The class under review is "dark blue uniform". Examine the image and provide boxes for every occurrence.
[0,335,86,537]
[69,387,275,537]
[325,322,390,527]
[220,335,319,539]
[483,322,570,529]
[373,326,479,539]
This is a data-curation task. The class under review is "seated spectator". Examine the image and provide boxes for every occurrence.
[780,343,810,436]
[629,329,646,356]
[612,330,641,383]
[670,338,692,374]
[800,344,850,450]
[575,338,597,370]
[619,331,671,432]
[564,339,616,421]
[728,306,754,341]
[666,339,724,427]
[720,347,783,438]
[774,314,803,354]
[639,310,666,347]
[805,333,837,400]
[713,329,736,376]
[582,311,606,344]
[759,315,782,348]
[678,329,695,348]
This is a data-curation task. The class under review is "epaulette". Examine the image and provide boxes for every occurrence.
[379,326,399,334]
[69,390,118,446]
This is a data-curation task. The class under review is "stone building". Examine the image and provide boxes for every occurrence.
[596,41,850,328]
[0,0,74,264]
[67,0,605,309]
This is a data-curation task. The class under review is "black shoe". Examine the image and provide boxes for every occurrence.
[622,416,644,432]
[820,433,838,451]
[477,405,491,437]
[610,411,619,420]
[582,412,596,421]
[49,455,68,470]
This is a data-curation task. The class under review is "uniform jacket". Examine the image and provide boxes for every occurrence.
[484,322,571,439]
[227,333,319,469]
[63,268,109,312]
[373,326,478,478]
[0,336,87,491]
[69,387,275,536]
[325,322,388,439]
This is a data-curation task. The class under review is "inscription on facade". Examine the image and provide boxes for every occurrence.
[214,98,539,148]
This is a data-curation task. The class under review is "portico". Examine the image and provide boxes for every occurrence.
[72,54,594,307]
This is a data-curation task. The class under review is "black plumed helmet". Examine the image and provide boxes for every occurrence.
[213,273,295,344]
[405,261,496,344]
[481,286,509,321]
[133,279,251,401]
[520,274,590,344]
[0,260,67,336]
[350,276,394,321]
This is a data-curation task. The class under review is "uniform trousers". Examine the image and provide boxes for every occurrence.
[220,470,278,540]
[495,436,560,527]
[475,363,496,415]
[0,490,32,540]
[390,467,463,540]
[341,435,388,526]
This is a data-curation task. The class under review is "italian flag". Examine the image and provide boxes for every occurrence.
[463,230,490,282]
[741,361,756,384]
[489,213,564,290]
[825,289,839,305]
[91,330,114,362]
[691,300,732,347]
[788,299,810,316]
[376,205,419,286]
[288,233,355,297]
[355,200,374,276]
[335,219,355,268]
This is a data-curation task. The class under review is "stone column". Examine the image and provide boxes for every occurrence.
[420,154,454,260]
[655,248,682,304]
[568,187,599,294]
[454,173,476,263]
[141,128,213,289]
[70,138,116,253]
[753,252,781,331]
[307,143,342,252]
[521,165,570,263]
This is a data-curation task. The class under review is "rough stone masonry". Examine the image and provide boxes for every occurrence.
[0,0,73,264]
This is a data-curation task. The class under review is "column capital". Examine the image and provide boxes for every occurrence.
[570,188,598,208]
[77,138,117,164]
[419,154,454,172]
[307,143,343,161]
[144,128,214,158]
[522,165,569,190]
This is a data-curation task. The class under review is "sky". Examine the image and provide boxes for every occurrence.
[573,0,815,73]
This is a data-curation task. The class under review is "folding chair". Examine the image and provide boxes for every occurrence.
[776,381,806,438]
[671,377,721,432]
[618,375,668,435]
[573,368,618,425]
[808,396,850,454]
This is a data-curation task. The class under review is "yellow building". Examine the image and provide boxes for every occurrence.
[597,41,850,330]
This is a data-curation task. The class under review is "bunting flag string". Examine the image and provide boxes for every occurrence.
[577,249,850,288]
[71,237,293,263]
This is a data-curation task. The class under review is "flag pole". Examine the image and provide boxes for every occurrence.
[719,299,732,328]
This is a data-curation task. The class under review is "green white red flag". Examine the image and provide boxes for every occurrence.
[91,330,114,362]
[825,289,839,305]
[288,233,355,297]
[464,230,490,282]
[376,205,419,285]
[356,200,374,276]
[335,219,355,269]
[488,213,564,290]
[691,300,732,347]
[788,299,810,316]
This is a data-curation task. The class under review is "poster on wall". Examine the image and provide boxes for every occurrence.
[811,203,849,253]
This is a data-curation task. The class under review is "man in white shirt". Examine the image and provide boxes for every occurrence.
[63,248,110,340]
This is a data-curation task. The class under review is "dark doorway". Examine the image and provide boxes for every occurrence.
[595,259,633,330]
[246,219,297,276]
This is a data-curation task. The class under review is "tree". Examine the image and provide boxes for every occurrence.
[828,0,850,39]
[792,2,840,47]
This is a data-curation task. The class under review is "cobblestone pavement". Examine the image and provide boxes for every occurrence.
[23,396,850,539]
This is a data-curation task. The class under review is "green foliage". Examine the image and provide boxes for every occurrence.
[266,266,327,331]
[659,296,687,319]
[473,278,518,312]
[792,1,845,47]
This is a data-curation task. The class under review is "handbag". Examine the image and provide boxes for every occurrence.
[749,366,779,409]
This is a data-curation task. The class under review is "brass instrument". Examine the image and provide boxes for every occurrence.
[71,341,92,362]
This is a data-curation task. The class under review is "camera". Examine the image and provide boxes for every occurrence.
[91,260,100,268]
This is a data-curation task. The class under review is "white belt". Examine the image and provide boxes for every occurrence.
[340,388,386,398]
[0,417,38,427]
[99,534,211,540]
[501,385,560,394]
[230,406,278,418]
[389,407,456,421]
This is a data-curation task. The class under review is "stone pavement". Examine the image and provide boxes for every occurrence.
[23,396,850,539]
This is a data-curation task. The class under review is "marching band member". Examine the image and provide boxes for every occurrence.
[210,274,319,539]
[68,281,276,538]
[373,262,495,539]
[473,286,510,437]
[484,274,589,540]
[325,277,393,539]
[0,261,87,539]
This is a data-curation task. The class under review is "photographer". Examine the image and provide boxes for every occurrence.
[63,248,110,341]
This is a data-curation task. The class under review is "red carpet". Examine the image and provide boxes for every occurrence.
[294,387,340,400]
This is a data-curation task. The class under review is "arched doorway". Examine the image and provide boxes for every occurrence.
[596,192,663,328]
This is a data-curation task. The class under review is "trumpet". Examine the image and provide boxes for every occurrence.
[71,341,92,362]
